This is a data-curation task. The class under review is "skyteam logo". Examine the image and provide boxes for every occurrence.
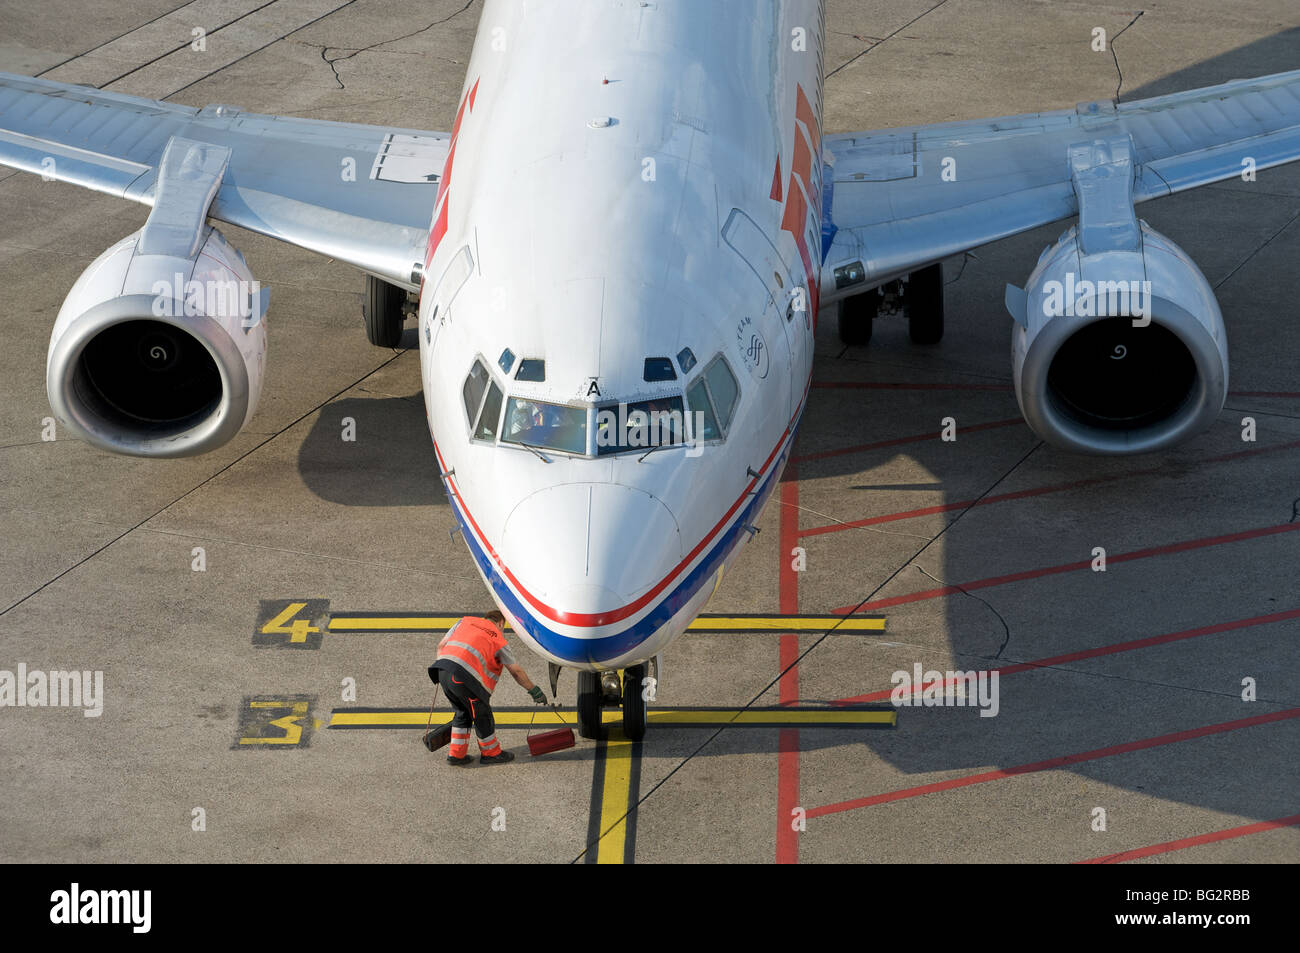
[735,315,770,378]
[1041,272,1152,327]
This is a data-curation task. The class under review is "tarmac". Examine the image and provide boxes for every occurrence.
[0,0,1297,863]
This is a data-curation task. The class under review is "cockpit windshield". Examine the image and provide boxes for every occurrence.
[502,397,588,454]
[463,350,738,457]
[596,396,687,455]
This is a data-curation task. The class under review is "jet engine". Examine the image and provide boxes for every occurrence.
[1009,221,1228,455]
[46,225,267,458]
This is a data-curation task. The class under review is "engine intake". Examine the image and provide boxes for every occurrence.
[1009,221,1228,455]
[47,226,266,458]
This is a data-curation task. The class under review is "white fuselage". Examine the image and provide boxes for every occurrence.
[419,0,824,670]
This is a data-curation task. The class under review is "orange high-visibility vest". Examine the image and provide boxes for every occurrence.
[436,617,508,693]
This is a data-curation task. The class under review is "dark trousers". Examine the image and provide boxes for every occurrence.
[436,661,496,739]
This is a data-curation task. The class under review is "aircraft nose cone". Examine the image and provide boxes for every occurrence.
[500,483,683,617]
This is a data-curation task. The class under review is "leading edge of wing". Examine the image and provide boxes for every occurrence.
[0,71,449,289]
[823,69,1300,289]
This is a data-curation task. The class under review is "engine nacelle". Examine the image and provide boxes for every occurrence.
[46,226,267,458]
[1010,221,1228,455]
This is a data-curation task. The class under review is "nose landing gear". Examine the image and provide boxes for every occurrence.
[574,662,651,741]
[577,670,603,740]
[621,663,647,742]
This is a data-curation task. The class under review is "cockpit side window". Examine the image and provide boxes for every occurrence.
[475,380,504,440]
[686,379,720,441]
[704,357,739,429]
[685,355,740,441]
[462,360,489,427]
[463,358,504,441]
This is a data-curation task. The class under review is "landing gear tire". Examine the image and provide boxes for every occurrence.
[363,275,406,347]
[905,263,944,345]
[577,670,603,740]
[621,663,647,742]
[837,290,879,346]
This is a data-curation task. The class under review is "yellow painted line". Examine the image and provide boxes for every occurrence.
[325,614,884,633]
[639,709,896,726]
[327,708,896,728]
[686,616,885,632]
[595,737,637,865]
[328,616,464,631]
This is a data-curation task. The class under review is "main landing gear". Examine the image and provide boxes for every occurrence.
[362,274,416,347]
[837,262,945,347]
[575,662,651,741]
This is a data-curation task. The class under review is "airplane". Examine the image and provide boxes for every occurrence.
[3,1,1299,742]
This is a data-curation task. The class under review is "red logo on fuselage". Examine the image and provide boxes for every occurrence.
[424,78,481,284]
[777,83,821,330]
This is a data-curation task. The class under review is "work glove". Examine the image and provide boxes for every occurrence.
[529,686,547,705]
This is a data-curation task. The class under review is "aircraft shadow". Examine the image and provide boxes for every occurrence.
[296,386,446,507]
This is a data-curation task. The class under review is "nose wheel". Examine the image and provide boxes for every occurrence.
[622,663,647,742]
[575,665,650,741]
[576,670,603,739]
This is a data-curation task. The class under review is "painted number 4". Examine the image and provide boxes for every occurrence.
[254,599,329,649]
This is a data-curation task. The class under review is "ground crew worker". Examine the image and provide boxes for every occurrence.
[428,610,547,765]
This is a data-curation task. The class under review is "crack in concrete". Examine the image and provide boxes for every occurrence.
[1109,11,1145,101]
[309,0,477,90]
[829,30,885,43]
[916,564,1013,659]
[826,0,951,81]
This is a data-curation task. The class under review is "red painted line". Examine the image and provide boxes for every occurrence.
[776,459,801,865]
[807,708,1300,820]
[793,418,1022,464]
[1077,813,1300,864]
[830,522,1300,615]
[801,439,1300,539]
[835,606,1300,705]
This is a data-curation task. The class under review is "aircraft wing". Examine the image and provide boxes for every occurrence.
[0,72,449,290]
[822,69,1300,295]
